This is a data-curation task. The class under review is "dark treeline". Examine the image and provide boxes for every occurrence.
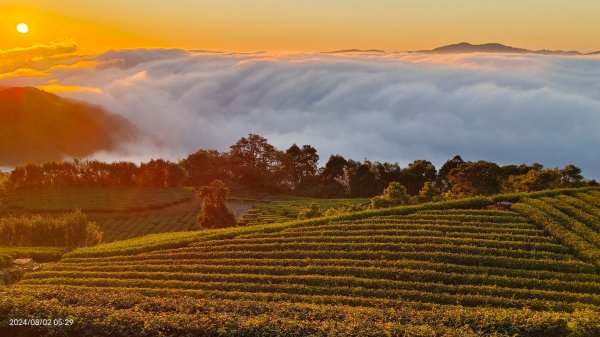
[5,159,188,191]
[4,134,597,198]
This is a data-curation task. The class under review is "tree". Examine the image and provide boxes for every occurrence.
[138,159,170,188]
[561,164,583,186]
[372,161,402,192]
[370,182,410,209]
[348,161,380,197]
[297,203,323,220]
[283,144,319,191]
[400,160,437,195]
[197,180,237,229]
[417,181,442,202]
[320,154,348,184]
[107,162,138,187]
[503,169,563,192]
[309,154,349,198]
[166,162,189,187]
[438,155,464,191]
[229,134,282,191]
[446,161,501,198]
[180,150,229,187]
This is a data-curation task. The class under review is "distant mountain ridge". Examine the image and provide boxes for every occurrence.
[325,43,599,55]
[417,42,597,55]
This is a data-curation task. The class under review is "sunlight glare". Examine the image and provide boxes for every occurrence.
[17,23,29,34]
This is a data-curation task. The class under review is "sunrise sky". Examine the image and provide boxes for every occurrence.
[1,1,600,177]
[2,0,600,53]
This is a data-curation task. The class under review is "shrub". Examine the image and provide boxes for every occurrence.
[413,182,444,203]
[370,182,410,209]
[297,204,323,220]
[324,204,363,217]
[0,210,101,247]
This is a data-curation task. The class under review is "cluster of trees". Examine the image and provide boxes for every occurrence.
[181,136,595,199]
[5,159,188,191]
[440,157,592,198]
[0,210,101,247]
[5,134,597,199]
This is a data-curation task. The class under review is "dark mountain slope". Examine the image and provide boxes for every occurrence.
[0,87,138,166]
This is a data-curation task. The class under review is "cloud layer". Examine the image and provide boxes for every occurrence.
[2,49,600,177]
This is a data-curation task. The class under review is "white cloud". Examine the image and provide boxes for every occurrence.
[2,49,600,178]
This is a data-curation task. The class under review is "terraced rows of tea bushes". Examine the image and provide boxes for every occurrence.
[2,287,597,337]
[512,191,600,267]
[2,195,599,336]
[3,187,194,213]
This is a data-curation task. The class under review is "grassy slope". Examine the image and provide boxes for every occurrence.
[1,188,600,336]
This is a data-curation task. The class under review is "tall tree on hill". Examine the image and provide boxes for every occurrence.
[320,154,348,184]
[348,161,380,197]
[197,180,237,229]
[137,159,188,188]
[138,159,170,188]
[307,154,348,197]
[438,155,465,191]
[447,161,502,197]
[180,150,229,187]
[400,160,437,195]
[371,161,402,192]
[561,164,583,186]
[283,144,319,190]
[229,134,282,191]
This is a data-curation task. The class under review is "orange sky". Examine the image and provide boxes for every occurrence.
[1,1,600,54]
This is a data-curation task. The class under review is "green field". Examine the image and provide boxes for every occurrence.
[237,196,370,226]
[0,188,200,244]
[1,188,599,336]
[92,207,199,243]
[3,187,194,213]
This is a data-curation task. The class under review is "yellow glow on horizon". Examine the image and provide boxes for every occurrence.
[2,1,600,54]
[0,4,163,53]
[37,82,102,94]
[16,23,29,34]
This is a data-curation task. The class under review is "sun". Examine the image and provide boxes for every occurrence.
[17,23,29,34]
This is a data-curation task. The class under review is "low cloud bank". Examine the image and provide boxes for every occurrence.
[2,48,600,177]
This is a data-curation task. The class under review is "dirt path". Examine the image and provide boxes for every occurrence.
[227,200,256,219]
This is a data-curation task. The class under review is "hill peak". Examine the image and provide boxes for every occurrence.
[0,87,139,166]
[418,42,597,55]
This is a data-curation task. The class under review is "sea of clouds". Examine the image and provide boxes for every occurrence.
[1,44,600,177]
